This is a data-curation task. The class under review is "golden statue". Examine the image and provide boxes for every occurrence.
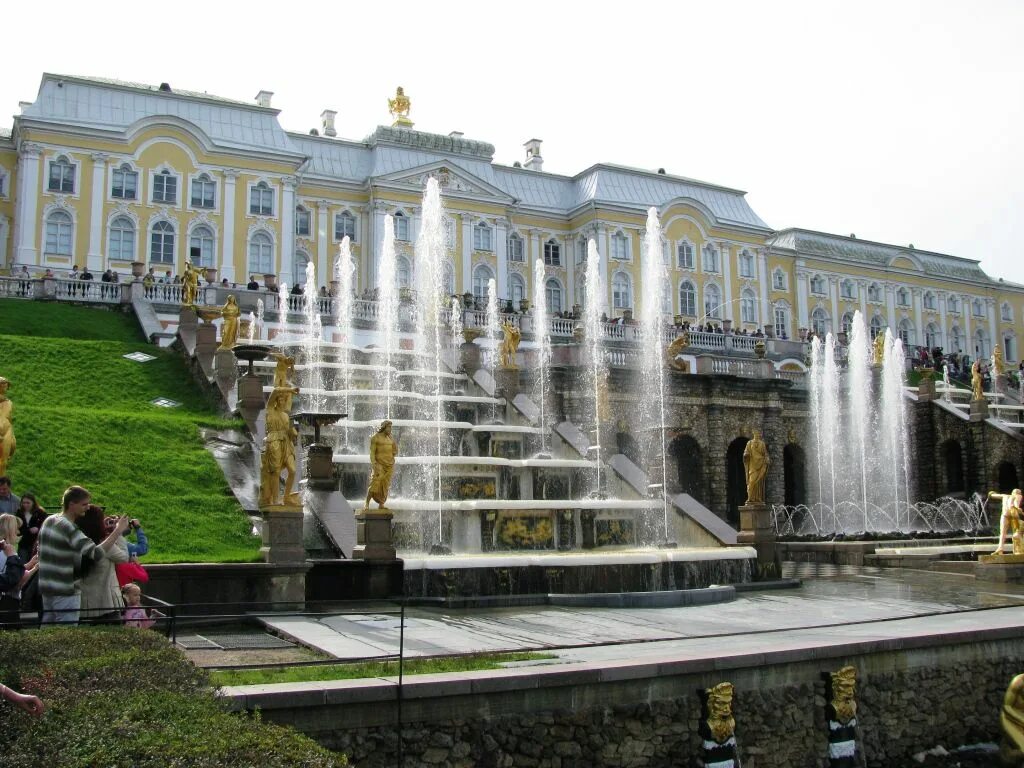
[0,377,15,476]
[872,332,886,366]
[971,359,985,402]
[1001,673,1024,765]
[364,420,398,511]
[259,385,301,507]
[219,295,241,350]
[743,428,770,505]
[181,260,204,307]
[498,321,521,369]
[665,333,690,371]
[990,489,1024,555]
[271,353,296,388]
[388,86,413,128]
[994,346,1006,376]
[829,666,858,725]
[703,682,736,744]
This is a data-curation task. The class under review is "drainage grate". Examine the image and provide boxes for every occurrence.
[176,634,221,650]
[204,632,296,650]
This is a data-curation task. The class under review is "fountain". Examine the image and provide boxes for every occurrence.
[334,237,356,452]
[485,278,500,423]
[255,298,264,341]
[583,239,606,496]
[532,257,551,456]
[377,216,399,417]
[302,262,325,414]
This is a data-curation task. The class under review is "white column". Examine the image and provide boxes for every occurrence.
[988,298,998,357]
[495,218,508,301]
[829,276,840,332]
[885,284,897,332]
[912,288,924,348]
[858,281,868,319]
[221,169,237,282]
[461,213,473,295]
[281,176,296,285]
[14,143,42,265]
[757,248,770,328]
[938,291,948,349]
[87,153,107,271]
[316,201,329,290]
[372,203,387,288]
[795,268,809,329]
[962,295,972,353]
[719,241,733,322]
[564,234,575,309]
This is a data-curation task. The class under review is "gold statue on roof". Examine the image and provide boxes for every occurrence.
[388,86,413,128]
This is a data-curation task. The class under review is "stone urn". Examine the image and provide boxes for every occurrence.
[754,340,767,359]
[623,309,634,323]
[205,267,218,285]
[462,291,474,309]
[330,280,340,297]
[131,261,145,279]
[519,298,530,313]
[264,273,278,291]
[461,327,483,376]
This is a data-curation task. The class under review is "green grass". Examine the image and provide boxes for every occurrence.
[210,652,557,686]
[0,300,259,563]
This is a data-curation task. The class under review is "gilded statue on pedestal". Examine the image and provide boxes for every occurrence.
[0,377,15,476]
[364,420,398,511]
[990,489,1024,555]
[1001,673,1024,765]
[971,359,985,402]
[498,321,521,369]
[994,346,1006,376]
[219,295,241,350]
[872,332,886,366]
[665,333,690,371]
[704,682,736,744]
[388,86,413,128]
[743,428,770,505]
[829,666,858,725]
[181,260,204,307]
[259,385,301,507]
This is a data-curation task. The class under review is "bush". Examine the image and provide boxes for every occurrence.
[0,628,346,768]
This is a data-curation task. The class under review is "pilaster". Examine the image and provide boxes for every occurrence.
[719,241,733,322]
[495,217,509,301]
[281,176,296,285]
[317,200,330,289]
[87,153,108,271]
[221,169,238,282]
[15,143,42,265]
[757,248,770,328]
[461,213,473,295]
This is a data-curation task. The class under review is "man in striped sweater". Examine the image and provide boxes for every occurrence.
[38,485,129,624]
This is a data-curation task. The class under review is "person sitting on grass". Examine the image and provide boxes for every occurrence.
[121,582,164,629]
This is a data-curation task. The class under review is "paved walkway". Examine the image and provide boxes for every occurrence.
[260,564,1024,662]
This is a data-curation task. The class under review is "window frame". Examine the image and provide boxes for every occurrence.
[248,231,274,275]
[679,280,696,316]
[44,209,74,256]
[334,211,357,242]
[189,224,216,268]
[740,288,757,323]
[702,244,719,274]
[704,283,722,318]
[738,250,755,279]
[472,263,494,299]
[610,232,630,261]
[295,205,311,237]
[47,155,76,194]
[249,181,274,217]
[108,215,136,262]
[111,163,138,201]
[149,220,176,264]
[393,210,410,241]
[611,271,632,310]
[152,169,179,205]
[508,233,525,262]
[543,239,561,267]
[473,221,493,252]
[545,278,563,314]
[677,241,695,270]
[190,173,217,210]
[771,267,787,291]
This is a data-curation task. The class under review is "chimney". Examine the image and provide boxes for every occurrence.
[321,110,337,137]
[523,138,544,171]
[449,131,464,139]
[255,90,274,108]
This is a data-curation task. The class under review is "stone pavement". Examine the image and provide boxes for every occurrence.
[259,564,1024,662]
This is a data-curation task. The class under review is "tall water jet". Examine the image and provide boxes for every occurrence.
[278,282,289,338]
[377,216,400,418]
[334,236,356,449]
[449,297,464,352]
[881,331,910,527]
[246,311,256,343]
[532,257,551,456]
[485,278,500,423]
[821,333,841,513]
[255,298,264,341]
[639,208,671,544]
[302,261,325,413]
[809,337,825,512]
[583,238,607,496]
[847,311,872,525]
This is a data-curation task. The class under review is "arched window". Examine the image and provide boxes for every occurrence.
[811,307,830,335]
[48,155,75,193]
[189,225,215,267]
[111,163,137,200]
[472,263,494,299]
[190,173,216,209]
[923,291,937,311]
[510,273,526,306]
[611,232,629,261]
[295,205,311,237]
[545,278,563,314]
[153,169,177,204]
[810,275,826,295]
[393,210,410,241]
[248,231,274,275]
[473,221,493,251]
[975,328,990,358]
[925,323,941,349]
[677,241,695,270]
[508,232,524,262]
[249,181,273,216]
[738,250,755,278]
[898,318,915,347]
[1002,302,1014,322]
[661,282,672,314]
[896,287,909,306]
[335,211,356,241]
[398,256,412,289]
[150,220,175,263]
[612,271,632,310]
[740,288,757,323]
[679,280,696,316]
[950,326,963,353]
[840,279,856,299]
[704,283,722,318]
[772,268,787,291]
[543,238,561,266]
[44,210,74,256]
[702,244,719,273]
[108,216,135,261]
[293,251,310,287]
[841,312,854,336]
[869,315,885,340]
[773,302,790,339]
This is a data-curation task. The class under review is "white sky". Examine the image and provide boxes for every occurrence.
[4,0,1024,283]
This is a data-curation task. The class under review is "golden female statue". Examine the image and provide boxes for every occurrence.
[498,321,521,369]
[181,260,204,307]
[364,420,398,510]
[259,385,301,507]
[990,489,1024,555]
[0,377,15,476]
[218,295,241,350]
[872,332,886,366]
[994,346,1006,376]
[743,429,770,505]
[971,359,985,402]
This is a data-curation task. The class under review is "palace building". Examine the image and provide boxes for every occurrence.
[0,73,1021,362]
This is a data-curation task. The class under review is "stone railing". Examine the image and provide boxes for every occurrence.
[54,279,126,303]
[0,276,35,299]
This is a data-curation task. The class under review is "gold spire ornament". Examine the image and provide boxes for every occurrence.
[388,86,413,128]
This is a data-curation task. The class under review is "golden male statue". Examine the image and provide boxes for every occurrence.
[0,377,14,476]
[971,359,985,402]
[990,489,1024,555]
[743,428,770,505]
[498,321,521,369]
[1001,673,1024,765]
[181,260,204,307]
[218,295,241,350]
[364,420,398,511]
[259,385,301,507]
[872,332,886,366]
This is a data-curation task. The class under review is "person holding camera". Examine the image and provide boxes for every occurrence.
[116,518,150,588]
[77,507,130,622]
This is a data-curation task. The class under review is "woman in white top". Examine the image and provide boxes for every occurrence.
[76,505,129,621]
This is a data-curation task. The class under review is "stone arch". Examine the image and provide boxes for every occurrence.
[997,461,1020,493]
[941,439,964,494]
[726,437,749,526]
[669,434,704,503]
[783,444,807,506]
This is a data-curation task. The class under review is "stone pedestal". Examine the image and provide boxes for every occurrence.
[460,341,482,377]
[238,374,265,412]
[353,509,397,560]
[917,374,936,401]
[736,502,780,580]
[977,554,1024,582]
[214,348,238,386]
[970,399,990,422]
[494,367,520,400]
[260,505,305,564]
[179,305,198,330]
[306,444,335,489]
[195,322,217,354]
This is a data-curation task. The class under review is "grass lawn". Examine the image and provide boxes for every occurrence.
[0,300,260,562]
[210,652,557,686]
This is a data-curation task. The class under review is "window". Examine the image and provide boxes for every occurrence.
[510,273,526,306]
[150,220,175,263]
[774,303,790,339]
[840,280,856,300]
[153,170,177,204]
[443,261,455,295]
[443,217,455,249]
[661,282,672,314]
[398,256,412,289]
[293,252,310,287]
[950,326,963,353]
[575,236,587,265]
[975,328,989,358]
[973,298,984,317]
[612,272,632,310]
[473,222,493,251]
[249,182,273,216]
[898,318,915,347]
[896,287,909,307]
[295,206,311,237]
[1002,302,1013,322]
[543,239,560,266]
[841,312,854,336]
[190,174,216,209]
[702,244,719,273]
[811,307,829,335]
[393,211,410,241]
[810,275,826,295]
[1005,335,1017,362]
[948,295,961,314]
[545,279,563,314]
[772,268,787,291]
[925,323,941,349]
[248,231,273,275]
[189,225,215,268]
[0,172,5,197]
[661,240,670,266]
[45,210,73,255]
[679,281,696,316]
[508,233,524,262]
[108,216,135,261]
[739,250,754,278]
[870,315,885,341]
[335,211,356,241]
[678,242,694,270]
[704,284,722,318]
[111,164,137,200]
[611,232,629,261]
[472,263,494,299]
[740,289,756,323]
[868,283,881,302]
[923,292,937,311]
[48,155,75,193]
